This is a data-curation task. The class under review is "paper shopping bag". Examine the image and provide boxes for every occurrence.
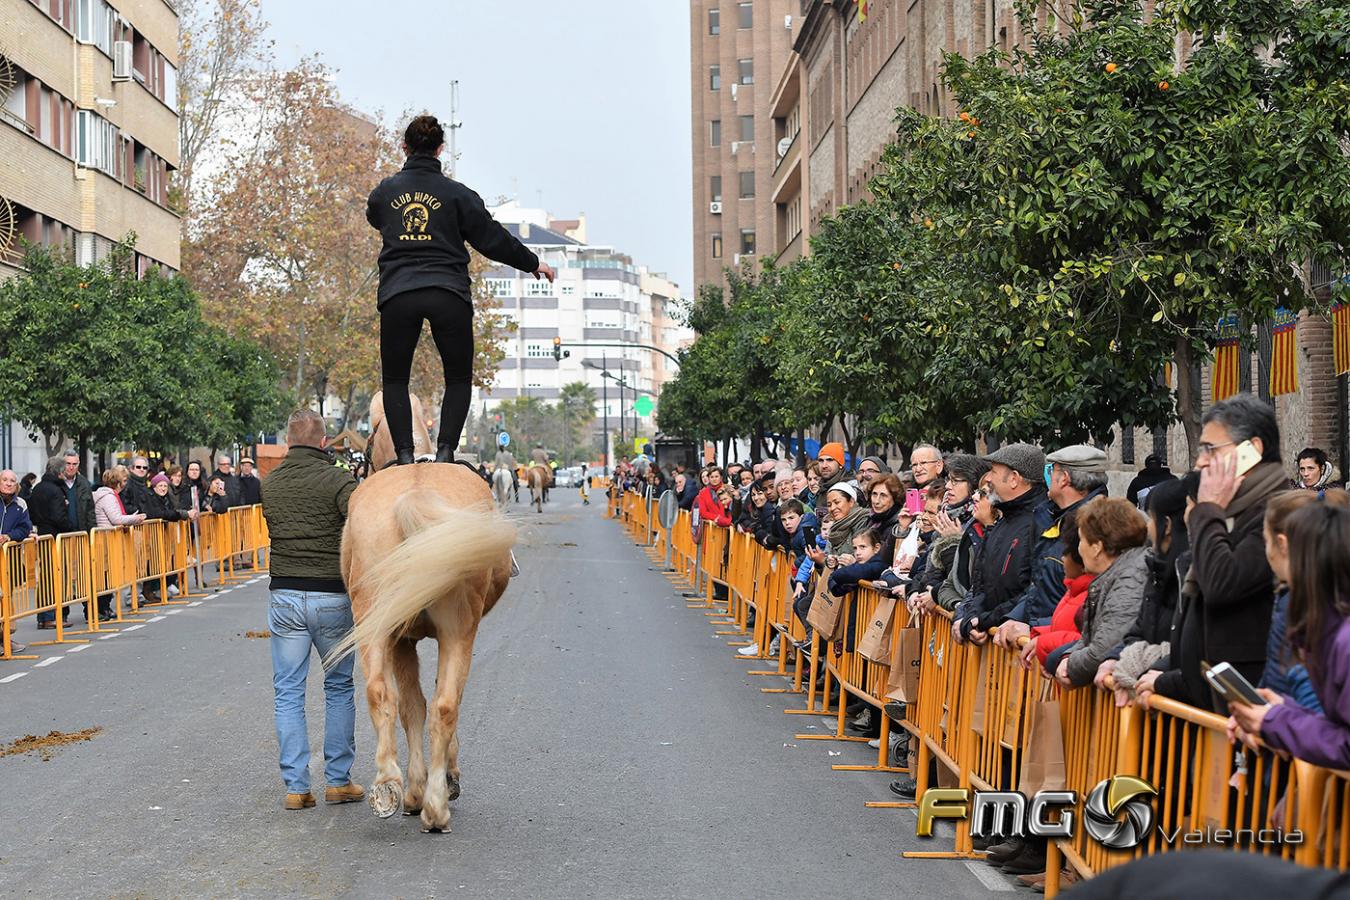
[1017,698,1067,797]
[806,567,845,640]
[859,595,898,663]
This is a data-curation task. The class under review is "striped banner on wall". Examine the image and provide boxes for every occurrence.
[1212,314,1242,402]
[1269,307,1299,396]
[1334,304,1350,376]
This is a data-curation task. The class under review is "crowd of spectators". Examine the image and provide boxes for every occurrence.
[1,450,263,651]
[612,396,1350,885]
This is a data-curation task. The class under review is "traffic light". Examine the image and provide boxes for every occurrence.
[552,336,569,361]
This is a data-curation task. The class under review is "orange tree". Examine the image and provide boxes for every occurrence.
[914,0,1350,454]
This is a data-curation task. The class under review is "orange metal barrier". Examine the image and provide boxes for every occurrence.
[2,506,271,662]
[603,487,1347,894]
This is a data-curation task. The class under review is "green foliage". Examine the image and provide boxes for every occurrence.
[0,242,287,452]
[662,0,1349,452]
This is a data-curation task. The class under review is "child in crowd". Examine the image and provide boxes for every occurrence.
[1230,495,1350,768]
[828,530,884,596]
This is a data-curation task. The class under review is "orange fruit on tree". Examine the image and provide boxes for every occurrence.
[1159,80,1169,90]
[959,111,971,123]
[1105,62,1118,74]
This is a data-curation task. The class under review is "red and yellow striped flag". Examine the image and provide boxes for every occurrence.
[1334,303,1350,376]
[1269,307,1299,396]
[1212,314,1241,402]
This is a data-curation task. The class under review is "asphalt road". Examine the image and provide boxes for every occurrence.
[0,490,998,899]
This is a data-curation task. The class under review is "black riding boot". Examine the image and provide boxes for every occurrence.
[387,447,415,468]
[435,443,455,464]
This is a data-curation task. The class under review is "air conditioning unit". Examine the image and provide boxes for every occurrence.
[709,201,722,215]
[112,41,132,80]
[785,15,793,29]
[730,141,739,156]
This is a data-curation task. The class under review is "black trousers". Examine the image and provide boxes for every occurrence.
[380,287,474,453]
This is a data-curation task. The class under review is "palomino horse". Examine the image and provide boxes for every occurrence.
[526,465,547,513]
[491,466,512,507]
[327,393,516,833]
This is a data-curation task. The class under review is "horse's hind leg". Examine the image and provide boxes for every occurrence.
[420,617,476,833]
[391,638,428,815]
[361,642,405,819]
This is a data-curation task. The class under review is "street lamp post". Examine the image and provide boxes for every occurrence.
[601,352,609,474]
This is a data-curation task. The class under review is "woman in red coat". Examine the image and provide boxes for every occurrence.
[695,466,733,527]
[1021,511,1095,671]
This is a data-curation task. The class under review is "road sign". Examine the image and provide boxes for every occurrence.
[634,437,646,454]
[634,395,655,416]
[497,431,510,448]
[658,490,679,530]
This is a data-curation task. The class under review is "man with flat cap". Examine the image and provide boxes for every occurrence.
[953,443,1047,644]
[994,444,1111,649]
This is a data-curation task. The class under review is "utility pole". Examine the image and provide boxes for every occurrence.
[447,80,463,178]
[601,351,610,473]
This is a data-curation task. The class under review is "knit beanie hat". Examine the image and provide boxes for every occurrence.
[818,442,846,465]
[150,473,170,488]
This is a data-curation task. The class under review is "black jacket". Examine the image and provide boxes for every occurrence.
[238,473,262,506]
[211,470,242,508]
[121,474,155,517]
[1153,552,1208,708]
[28,473,70,536]
[958,484,1047,637]
[366,154,539,307]
[143,489,184,523]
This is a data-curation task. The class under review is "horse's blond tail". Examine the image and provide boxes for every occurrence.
[324,492,516,667]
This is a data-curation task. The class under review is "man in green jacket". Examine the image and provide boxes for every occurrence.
[260,408,364,812]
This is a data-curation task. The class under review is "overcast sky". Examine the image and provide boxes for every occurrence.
[262,0,694,291]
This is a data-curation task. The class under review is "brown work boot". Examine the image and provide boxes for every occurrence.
[284,792,316,810]
[325,782,366,804]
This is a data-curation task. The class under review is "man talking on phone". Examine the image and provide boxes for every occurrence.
[1136,394,1286,713]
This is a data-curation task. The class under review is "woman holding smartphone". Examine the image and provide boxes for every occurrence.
[1229,496,1350,768]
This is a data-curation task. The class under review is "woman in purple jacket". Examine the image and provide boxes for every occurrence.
[1230,498,1350,768]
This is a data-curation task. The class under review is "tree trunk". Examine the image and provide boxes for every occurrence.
[751,422,765,465]
[77,433,89,477]
[1174,336,1203,466]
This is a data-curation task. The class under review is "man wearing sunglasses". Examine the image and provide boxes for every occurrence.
[121,456,156,517]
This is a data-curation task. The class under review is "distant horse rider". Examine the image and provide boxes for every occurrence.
[366,114,555,467]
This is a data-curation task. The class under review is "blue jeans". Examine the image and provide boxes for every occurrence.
[269,589,357,794]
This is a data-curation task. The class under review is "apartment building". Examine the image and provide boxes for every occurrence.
[733,0,1349,471]
[0,0,181,473]
[480,203,689,441]
[689,0,796,292]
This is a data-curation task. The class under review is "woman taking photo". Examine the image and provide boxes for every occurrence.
[367,115,555,466]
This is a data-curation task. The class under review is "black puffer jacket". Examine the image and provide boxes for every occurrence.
[260,445,357,590]
[957,484,1048,638]
[142,489,185,523]
[28,473,70,536]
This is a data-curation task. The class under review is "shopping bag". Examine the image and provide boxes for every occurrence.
[970,660,989,738]
[858,595,898,663]
[806,566,845,640]
[885,611,922,703]
[1017,698,1066,797]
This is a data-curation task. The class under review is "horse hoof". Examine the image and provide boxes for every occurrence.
[369,781,403,819]
[420,824,450,834]
[447,775,461,802]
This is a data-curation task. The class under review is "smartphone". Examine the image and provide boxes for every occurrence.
[802,525,818,546]
[904,489,925,516]
[1202,661,1266,706]
[1234,440,1262,477]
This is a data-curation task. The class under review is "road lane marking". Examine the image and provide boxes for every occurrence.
[965,861,1015,892]
[1,671,28,683]
[122,624,146,632]
[34,656,62,667]
[164,609,183,615]
[66,645,90,653]
[148,616,167,622]
[187,601,203,607]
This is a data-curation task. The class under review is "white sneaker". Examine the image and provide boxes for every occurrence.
[867,738,882,749]
[737,643,760,657]
[167,584,180,597]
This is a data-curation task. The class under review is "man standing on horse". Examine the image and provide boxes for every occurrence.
[367,115,555,467]
[260,409,365,811]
